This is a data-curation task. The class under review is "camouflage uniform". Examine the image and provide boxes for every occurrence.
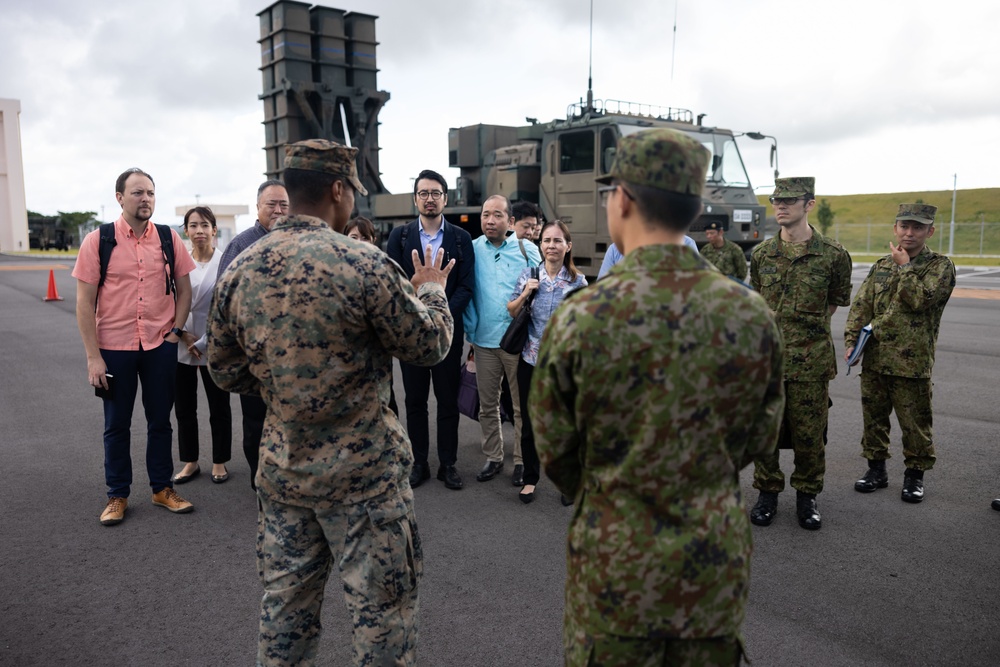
[845,207,955,471]
[750,211,852,495]
[701,238,748,282]
[533,128,784,666]
[208,143,453,667]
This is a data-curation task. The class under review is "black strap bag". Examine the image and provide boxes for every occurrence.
[499,267,539,355]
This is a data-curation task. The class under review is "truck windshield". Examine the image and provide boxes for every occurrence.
[618,125,751,187]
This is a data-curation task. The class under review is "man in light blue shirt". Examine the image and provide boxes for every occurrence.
[597,236,699,279]
[464,195,541,482]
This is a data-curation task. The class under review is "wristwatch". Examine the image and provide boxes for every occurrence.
[165,326,185,339]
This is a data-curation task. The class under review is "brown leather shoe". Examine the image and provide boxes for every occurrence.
[100,497,128,526]
[152,487,194,513]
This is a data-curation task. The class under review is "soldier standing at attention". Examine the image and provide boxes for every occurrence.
[532,128,784,667]
[701,221,748,282]
[845,204,955,503]
[749,177,853,531]
[208,140,455,666]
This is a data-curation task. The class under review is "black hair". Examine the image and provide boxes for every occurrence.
[183,206,217,229]
[512,201,539,222]
[345,216,378,244]
[115,168,154,194]
[413,169,448,196]
[283,168,347,207]
[621,180,702,232]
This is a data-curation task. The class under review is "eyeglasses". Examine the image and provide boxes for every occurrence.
[263,200,289,210]
[416,190,445,201]
[599,184,635,208]
[768,196,806,206]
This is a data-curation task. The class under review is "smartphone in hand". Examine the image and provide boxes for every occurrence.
[95,374,115,400]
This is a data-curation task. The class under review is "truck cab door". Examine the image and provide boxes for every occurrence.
[545,128,598,268]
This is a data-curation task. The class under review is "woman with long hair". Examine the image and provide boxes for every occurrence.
[507,220,587,503]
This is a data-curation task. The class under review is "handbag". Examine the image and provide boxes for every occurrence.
[499,267,539,355]
[457,347,481,421]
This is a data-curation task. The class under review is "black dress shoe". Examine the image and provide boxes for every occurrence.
[173,465,200,484]
[519,487,535,504]
[409,463,431,489]
[901,471,925,503]
[750,492,778,526]
[476,460,504,482]
[436,465,464,490]
[796,492,822,530]
[855,460,889,493]
[511,464,524,487]
[992,498,1000,511]
[560,494,574,506]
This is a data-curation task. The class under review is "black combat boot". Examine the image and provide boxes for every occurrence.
[901,469,925,503]
[750,492,779,526]
[854,459,889,493]
[796,491,822,530]
[991,498,1000,511]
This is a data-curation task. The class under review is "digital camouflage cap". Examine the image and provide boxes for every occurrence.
[772,177,815,199]
[595,128,709,196]
[284,139,368,196]
[896,203,937,225]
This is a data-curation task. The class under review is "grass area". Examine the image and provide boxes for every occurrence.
[758,188,1000,257]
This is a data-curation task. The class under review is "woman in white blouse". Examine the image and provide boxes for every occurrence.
[172,207,233,484]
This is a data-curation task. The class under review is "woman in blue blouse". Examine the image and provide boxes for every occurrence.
[507,220,587,503]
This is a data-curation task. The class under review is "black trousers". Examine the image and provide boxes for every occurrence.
[240,393,266,489]
[400,335,464,468]
[516,358,541,486]
[175,363,232,464]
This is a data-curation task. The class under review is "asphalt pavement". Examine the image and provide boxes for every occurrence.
[1,253,998,666]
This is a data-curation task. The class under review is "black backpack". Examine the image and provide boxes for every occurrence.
[98,222,176,297]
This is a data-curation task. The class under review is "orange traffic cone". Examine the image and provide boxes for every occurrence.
[43,269,64,302]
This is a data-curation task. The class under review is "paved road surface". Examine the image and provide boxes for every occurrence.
[1,254,998,666]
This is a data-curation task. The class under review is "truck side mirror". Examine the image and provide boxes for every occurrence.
[602,147,616,174]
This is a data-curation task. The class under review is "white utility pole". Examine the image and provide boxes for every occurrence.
[948,174,957,255]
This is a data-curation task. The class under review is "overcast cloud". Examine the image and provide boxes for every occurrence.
[2,0,997,227]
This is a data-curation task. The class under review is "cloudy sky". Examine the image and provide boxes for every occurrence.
[2,0,998,228]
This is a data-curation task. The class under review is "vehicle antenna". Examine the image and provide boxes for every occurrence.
[671,0,678,82]
[586,0,594,112]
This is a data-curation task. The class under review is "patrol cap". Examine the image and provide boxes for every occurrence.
[896,203,936,225]
[284,139,368,196]
[772,177,815,198]
[595,128,709,197]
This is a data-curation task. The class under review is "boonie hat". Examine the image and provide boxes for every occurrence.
[284,139,368,196]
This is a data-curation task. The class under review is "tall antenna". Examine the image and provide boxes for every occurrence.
[587,0,594,111]
[670,0,678,82]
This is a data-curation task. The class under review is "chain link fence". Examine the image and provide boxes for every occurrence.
[830,221,1000,257]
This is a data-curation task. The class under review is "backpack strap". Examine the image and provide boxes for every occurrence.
[98,223,117,289]
[154,224,176,297]
[517,237,530,266]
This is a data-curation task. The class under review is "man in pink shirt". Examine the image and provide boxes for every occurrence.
[73,167,197,526]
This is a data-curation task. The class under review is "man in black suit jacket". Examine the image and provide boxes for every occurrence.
[387,169,475,490]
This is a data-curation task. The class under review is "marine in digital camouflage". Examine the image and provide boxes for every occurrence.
[845,232,955,472]
[596,127,709,195]
[700,232,748,282]
[530,244,784,650]
[208,213,453,666]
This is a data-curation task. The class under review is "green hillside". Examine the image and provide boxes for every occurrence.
[756,188,1000,256]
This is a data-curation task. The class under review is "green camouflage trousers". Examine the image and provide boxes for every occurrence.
[860,372,935,470]
[564,631,743,667]
[753,380,829,495]
[256,488,421,667]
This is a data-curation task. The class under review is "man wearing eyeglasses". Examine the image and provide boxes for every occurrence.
[387,170,475,491]
[464,194,541,483]
[216,179,289,489]
[748,177,853,531]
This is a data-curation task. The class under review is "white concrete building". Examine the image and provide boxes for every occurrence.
[173,204,249,252]
[0,99,29,252]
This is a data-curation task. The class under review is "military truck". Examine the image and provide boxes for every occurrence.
[370,98,771,277]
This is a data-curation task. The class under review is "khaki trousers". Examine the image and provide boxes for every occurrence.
[473,344,522,464]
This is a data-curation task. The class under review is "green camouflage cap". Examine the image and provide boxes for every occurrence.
[595,128,709,196]
[896,203,936,225]
[772,177,815,198]
[284,139,368,196]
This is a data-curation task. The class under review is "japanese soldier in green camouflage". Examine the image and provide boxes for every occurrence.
[208,139,456,666]
[701,221,748,282]
[845,203,955,503]
[531,127,784,667]
[750,177,853,530]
